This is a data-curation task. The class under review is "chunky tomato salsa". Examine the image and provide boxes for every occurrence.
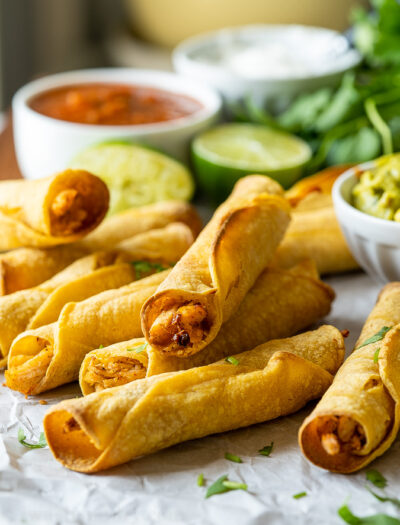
[29,83,203,125]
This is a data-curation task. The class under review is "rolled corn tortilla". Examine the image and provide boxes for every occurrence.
[141,175,291,358]
[0,201,201,295]
[273,165,358,275]
[80,259,335,394]
[6,271,170,395]
[274,199,358,275]
[299,282,400,473]
[44,325,344,473]
[0,170,109,249]
[0,222,193,366]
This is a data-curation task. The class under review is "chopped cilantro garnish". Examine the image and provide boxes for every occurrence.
[373,347,381,363]
[258,442,274,457]
[366,486,400,508]
[293,492,307,499]
[197,473,205,487]
[127,343,147,353]
[224,452,242,463]
[225,356,239,366]
[205,475,247,498]
[99,344,104,349]
[366,469,387,488]
[357,327,391,349]
[131,260,168,279]
[18,428,47,449]
[338,503,400,524]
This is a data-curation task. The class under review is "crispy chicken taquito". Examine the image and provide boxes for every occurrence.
[0,223,192,366]
[44,325,344,473]
[142,175,291,357]
[0,201,201,295]
[81,260,335,394]
[0,170,109,249]
[6,271,170,395]
[273,166,358,275]
[299,283,400,473]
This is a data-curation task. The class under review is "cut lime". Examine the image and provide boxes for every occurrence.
[192,123,312,203]
[70,143,195,215]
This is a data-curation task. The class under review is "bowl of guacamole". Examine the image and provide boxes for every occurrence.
[352,154,400,222]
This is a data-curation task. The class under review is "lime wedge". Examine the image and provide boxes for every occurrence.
[192,123,311,202]
[70,143,194,215]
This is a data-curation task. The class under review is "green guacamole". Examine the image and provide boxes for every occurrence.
[352,155,400,221]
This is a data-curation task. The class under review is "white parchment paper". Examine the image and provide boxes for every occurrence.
[1,271,400,525]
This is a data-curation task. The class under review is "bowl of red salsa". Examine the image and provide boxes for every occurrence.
[13,68,221,180]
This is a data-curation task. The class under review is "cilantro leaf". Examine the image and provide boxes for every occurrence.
[357,327,392,349]
[205,475,247,498]
[258,442,274,457]
[373,347,381,363]
[225,356,239,366]
[293,492,307,499]
[367,486,400,508]
[338,503,400,525]
[131,260,168,279]
[366,469,388,488]
[197,473,205,487]
[18,428,47,449]
[127,343,147,354]
[224,452,242,463]
[98,344,104,349]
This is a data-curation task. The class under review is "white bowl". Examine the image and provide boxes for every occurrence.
[173,25,361,107]
[333,162,400,283]
[12,68,222,180]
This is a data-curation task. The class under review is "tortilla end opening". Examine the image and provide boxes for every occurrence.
[299,417,366,474]
[48,170,109,238]
[44,408,102,473]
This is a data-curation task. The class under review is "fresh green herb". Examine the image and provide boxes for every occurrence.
[293,492,307,499]
[225,356,239,366]
[197,473,205,487]
[366,486,400,508]
[205,475,247,498]
[131,260,168,279]
[99,344,104,349]
[373,347,381,363]
[357,327,392,350]
[366,469,388,488]
[222,481,248,491]
[258,442,274,457]
[338,503,400,525]
[127,343,147,354]
[224,452,242,463]
[18,428,47,449]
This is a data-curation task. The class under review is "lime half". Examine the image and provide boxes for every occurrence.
[192,123,311,203]
[70,143,194,215]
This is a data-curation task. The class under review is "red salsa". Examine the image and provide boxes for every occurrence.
[29,83,203,125]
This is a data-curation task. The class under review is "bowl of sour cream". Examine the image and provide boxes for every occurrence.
[173,24,361,107]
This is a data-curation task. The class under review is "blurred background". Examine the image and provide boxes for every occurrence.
[0,0,368,110]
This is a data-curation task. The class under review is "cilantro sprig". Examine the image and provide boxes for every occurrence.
[131,260,170,279]
[338,503,400,525]
[18,428,47,449]
[205,475,247,498]
[357,327,391,350]
[258,442,274,457]
[366,469,387,489]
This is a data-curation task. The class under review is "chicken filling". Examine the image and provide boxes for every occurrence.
[148,302,208,350]
[84,355,146,391]
[317,415,366,456]
[50,189,89,236]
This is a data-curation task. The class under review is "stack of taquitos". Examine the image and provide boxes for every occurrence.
[80,260,335,393]
[0,170,109,249]
[6,270,171,395]
[142,175,291,357]
[299,282,400,473]
[44,325,345,473]
[0,201,202,295]
[0,222,193,367]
